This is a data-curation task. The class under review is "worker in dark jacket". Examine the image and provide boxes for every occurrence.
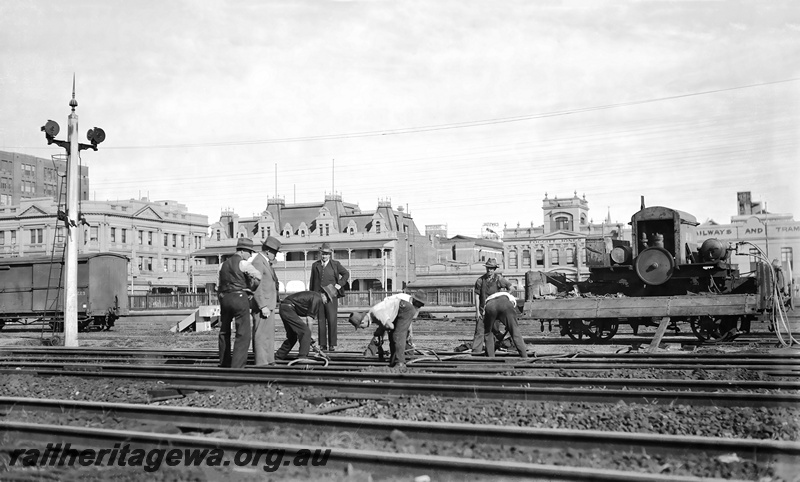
[217,238,262,368]
[482,291,528,358]
[276,284,338,359]
[309,243,349,351]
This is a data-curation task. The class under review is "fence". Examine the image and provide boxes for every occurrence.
[129,289,525,311]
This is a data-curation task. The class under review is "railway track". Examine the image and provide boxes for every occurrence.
[1,347,799,377]
[4,420,755,482]
[3,364,799,408]
[2,396,797,481]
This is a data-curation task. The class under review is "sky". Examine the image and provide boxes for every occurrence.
[1,1,798,238]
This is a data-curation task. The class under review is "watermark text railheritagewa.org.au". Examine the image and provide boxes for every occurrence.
[8,443,331,473]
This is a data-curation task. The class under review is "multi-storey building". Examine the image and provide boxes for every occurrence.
[0,196,209,293]
[502,192,630,289]
[697,192,797,285]
[0,150,89,206]
[410,232,506,291]
[191,195,435,292]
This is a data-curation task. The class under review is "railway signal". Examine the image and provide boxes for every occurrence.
[40,76,105,347]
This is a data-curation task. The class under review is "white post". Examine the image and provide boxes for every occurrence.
[64,97,79,346]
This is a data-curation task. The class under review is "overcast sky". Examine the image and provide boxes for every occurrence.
[1,1,798,237]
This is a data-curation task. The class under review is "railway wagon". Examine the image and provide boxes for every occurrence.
[0,252,129,332]
[525,204,792,342]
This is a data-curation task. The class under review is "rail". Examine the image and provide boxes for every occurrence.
[128,289,525,311]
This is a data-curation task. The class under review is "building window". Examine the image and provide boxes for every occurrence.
[0,194,10,205]
[90,226,98,242]
[171,258,177,272]
[111,227,116,243]
[22,164,35,177]
[550,248,560,265]
[509,250,518,268]
[555,216,571,231]
[10,230,16,245]
[146,257,153,271]
[181,259,186,272]
[181,235,185,248]
[536,249,544,267]
[122,229,127,244]
[172,234,177,247]
[375,222,381,234]
[522,249,531,268]
[164,233,169,247]
[137,256,143,271]
[148,231,153,245]
[260,227,265,238]
[781,247,793,270]
[566,247,575,265]
[0,231,4,245]
[163,258,168,272]
[30,229,44,244]
[138,230,143,245]
[216,230,221,241]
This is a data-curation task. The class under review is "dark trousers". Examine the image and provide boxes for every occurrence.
[387,304,416,367]
[472,314,507,354]
[483,298,527,358]
[318,295,338,347]
[218,291,252,368]
[277,302,312,358]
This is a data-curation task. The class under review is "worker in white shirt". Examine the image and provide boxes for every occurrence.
[348,292,427,367]
[482,291,528,358]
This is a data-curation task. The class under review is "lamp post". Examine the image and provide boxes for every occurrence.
[41,77,105,346]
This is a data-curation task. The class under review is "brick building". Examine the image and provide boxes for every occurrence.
[191,195,435,292]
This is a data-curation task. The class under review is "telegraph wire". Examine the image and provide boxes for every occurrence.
[92,77,800,150]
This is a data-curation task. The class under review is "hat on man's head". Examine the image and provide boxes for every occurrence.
[319,242,332,254]
[410,291,427,306]
[321,284,338,302]
[262,236,281,254]
[236,237,256,253]
[348,312,366,329]
[484,258,499,269]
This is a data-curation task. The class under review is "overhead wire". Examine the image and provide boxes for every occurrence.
[94,77,800,150]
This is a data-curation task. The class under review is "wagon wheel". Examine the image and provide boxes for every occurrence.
[587,319,619,342]
[565,320,592,342]
[689,316,722,341]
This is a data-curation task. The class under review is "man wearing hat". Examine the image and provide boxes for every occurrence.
[348,291,426,368]
[472,258,512,356]
[217,238,262,368]
[309,242,349,351]
[276,284,338,360]
[250,236,282,366]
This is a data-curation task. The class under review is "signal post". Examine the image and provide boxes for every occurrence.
[41,77,105,346]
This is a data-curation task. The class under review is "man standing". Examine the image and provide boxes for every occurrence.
[482,291,528,358]
[309,243,349,351]
[348,291,426,368]
[217,238,261,368]
[472,258,511,356]
[250,236,281,366]
[276,284,338,360]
